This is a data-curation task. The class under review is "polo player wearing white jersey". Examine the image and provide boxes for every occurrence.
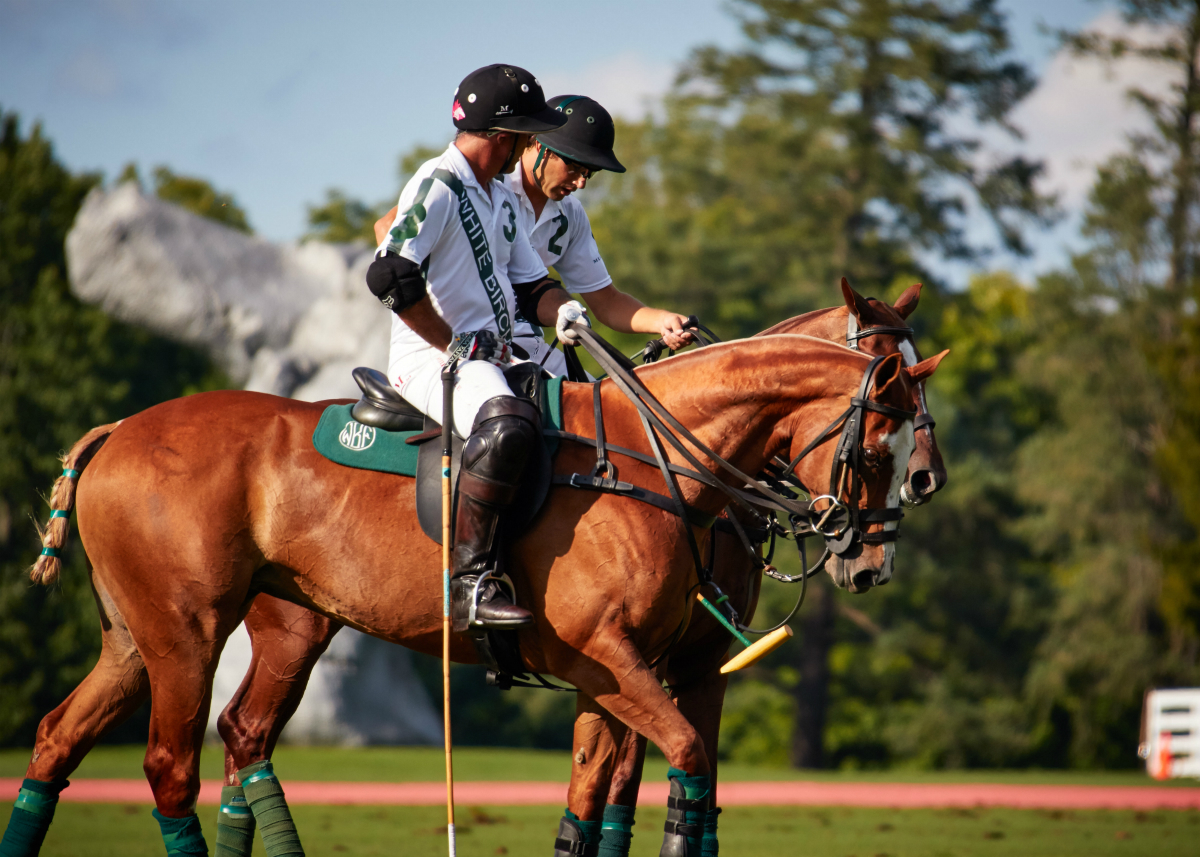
[375,95,693,377]
[507,95,692,375]
[365,63,573,632]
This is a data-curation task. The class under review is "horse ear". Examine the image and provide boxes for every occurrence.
[841,277,873,324]
[904,349,948,385]
[892,283,923,319]
[871,352,905,395]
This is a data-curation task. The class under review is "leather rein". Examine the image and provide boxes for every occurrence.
[551,324,917,599]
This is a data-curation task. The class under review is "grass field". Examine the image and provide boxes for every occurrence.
[2,746,1197,855]
[2,744,1193,787]
[26,802,1200,856]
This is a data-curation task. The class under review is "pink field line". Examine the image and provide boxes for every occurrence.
[3,779,1198,809]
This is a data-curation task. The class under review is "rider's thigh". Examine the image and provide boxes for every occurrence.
[392,353,513,436]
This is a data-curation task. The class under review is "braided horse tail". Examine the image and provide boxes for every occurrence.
[29,422,121,586]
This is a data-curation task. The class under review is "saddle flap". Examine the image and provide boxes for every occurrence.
[416,416,463,544]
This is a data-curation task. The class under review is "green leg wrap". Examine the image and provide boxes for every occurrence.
[598,803,636,857]
[214,785,255,857]
[701,807,721,857]
[237,761,304,857]
[152,808,208,856]
[661,767,710,857]
[0,779,67,857]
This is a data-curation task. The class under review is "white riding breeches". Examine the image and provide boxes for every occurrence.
[388,352,515,438]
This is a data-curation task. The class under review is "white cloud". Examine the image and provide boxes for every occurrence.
[1012,10,1179,209]
[540,52,673,120]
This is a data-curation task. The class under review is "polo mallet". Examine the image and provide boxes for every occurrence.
[695,592,793,673]
[440,358,458,857]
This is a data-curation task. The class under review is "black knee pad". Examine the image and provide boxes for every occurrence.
[461,396,540,484]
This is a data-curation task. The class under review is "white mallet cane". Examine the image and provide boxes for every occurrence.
[440,358,458,857]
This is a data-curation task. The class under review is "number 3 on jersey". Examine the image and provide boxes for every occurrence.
[548,212,569,255]
[502,200,517,242]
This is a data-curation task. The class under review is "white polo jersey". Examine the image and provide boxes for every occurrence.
[502,170,611,337]
[379,143,548,366]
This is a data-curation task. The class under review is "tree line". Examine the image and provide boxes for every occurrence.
[2,0,1198,768]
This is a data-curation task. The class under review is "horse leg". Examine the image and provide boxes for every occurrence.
[559,633,711,857]
[597,669,725,857]
[218,596,341,778]
[558,694,628,856]
[0,580,149,857]
[214,596,339,857]
[670,670,729,857]
[593,726,644,857]
[138,619,234,857]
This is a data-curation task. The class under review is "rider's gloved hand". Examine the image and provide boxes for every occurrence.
[448,330,511,367]
[556,300,590,346]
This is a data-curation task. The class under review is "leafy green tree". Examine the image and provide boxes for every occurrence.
[589,0,1053,768]
[304,144,444,246]
[305,189,388,245]
[0,110,225,746]
[117,162,252,233]
[590,0,1055,344]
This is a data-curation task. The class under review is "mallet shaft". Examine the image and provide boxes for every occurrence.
[441,361,457,856]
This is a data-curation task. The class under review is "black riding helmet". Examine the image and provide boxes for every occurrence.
[453,64,567,134]
[534,95,626,174]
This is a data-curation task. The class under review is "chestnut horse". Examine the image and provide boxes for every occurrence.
[210,282,946,817]
[16,334,943,854]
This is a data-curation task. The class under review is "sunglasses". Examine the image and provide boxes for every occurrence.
[552,150,594,180]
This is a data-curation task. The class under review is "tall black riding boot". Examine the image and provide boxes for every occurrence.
[450,395,540,633]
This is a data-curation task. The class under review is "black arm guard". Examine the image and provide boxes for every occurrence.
[366,252,427,313]
[512,277,566,326]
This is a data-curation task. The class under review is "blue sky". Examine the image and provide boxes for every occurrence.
[1,0,1132,286]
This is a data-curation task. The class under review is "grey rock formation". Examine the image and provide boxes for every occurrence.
[67,184,440,746]
[67,182,391,398]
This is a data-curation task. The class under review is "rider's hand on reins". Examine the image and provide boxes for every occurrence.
[659,313,696,351]
[640,315,701,363]
[556,301,590,346]
[447,330,511,367]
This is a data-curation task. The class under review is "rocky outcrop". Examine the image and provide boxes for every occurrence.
[66,184,440,746]
[66,182,391,400]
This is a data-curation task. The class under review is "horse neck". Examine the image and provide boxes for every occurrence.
[761,306,848,342]
[562,337,865,509]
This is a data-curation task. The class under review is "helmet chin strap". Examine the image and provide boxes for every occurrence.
[505,133,520,172]
[532,142,553,193]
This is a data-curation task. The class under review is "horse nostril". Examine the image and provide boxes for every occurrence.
[910,469,936,497]
[850,568,874,593]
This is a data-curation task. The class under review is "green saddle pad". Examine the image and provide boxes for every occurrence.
[312,376,565,477]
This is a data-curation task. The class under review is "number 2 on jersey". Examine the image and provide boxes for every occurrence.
[548,213,569,255]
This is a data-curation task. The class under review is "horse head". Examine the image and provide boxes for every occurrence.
[782,347,947,594]
[840,278,947,506]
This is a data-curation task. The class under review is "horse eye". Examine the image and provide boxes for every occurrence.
[863,448,881,466]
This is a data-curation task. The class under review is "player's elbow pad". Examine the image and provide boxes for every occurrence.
[512,277,563,325]
[366,253,427,313]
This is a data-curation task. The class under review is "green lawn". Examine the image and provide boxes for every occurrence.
[26,802,1200,857]
[1,744,1192,787]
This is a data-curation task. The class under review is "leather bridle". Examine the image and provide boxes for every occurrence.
[846,311,936,434]
[565,324,916,583]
